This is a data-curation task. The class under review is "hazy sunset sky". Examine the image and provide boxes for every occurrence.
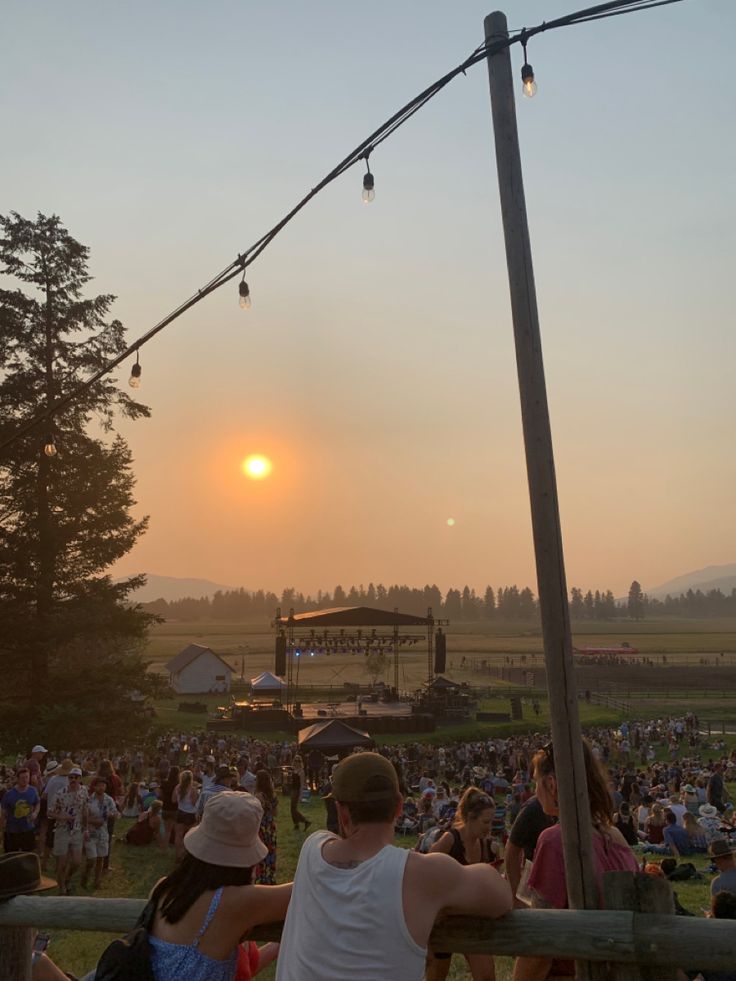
[3,1,734,599]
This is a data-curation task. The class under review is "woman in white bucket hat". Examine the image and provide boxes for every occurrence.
[145,792,291,981]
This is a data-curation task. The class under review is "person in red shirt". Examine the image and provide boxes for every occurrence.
[513,741,638,981]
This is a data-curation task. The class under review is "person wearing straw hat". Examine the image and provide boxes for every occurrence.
[40,759,72,872]
[0,853,73,980]
[709,838,736,897]
[699,803,727,846]
[136,791,290,981]
[275,752,511,981]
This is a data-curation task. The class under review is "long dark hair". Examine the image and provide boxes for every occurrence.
[532,738,613,828]
[255,768,275,803]
[151,853,253,923]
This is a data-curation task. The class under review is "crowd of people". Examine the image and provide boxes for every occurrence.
[1,714,735,980]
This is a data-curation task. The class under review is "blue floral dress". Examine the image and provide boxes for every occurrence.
[254,793,277,885]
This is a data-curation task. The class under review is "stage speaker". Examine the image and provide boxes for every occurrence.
[510,695,523,721]
[275,634,286,676]
[434,629,446,674]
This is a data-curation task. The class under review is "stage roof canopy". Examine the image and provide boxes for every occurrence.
[429,675,460,690]
[297,719,373,752]
[275,606,441,628]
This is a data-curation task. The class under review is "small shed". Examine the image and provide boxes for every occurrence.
[166,644,233,694]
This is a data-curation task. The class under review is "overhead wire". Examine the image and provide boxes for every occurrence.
[0,0,687,456]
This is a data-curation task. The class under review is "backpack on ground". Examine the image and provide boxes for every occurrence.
[93,897,157,981]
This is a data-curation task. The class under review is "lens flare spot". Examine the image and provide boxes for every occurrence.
[446,517,456,527]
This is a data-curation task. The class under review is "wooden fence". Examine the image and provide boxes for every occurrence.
[1,873,734,980]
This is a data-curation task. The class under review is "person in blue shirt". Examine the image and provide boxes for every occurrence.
[1,767,40,852]
[644,810,692,857]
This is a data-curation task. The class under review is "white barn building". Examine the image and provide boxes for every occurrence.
[166,644,233,694]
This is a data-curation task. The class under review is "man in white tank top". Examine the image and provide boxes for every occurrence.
[275,752,512,981]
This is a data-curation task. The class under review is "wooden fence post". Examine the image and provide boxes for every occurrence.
[603,871,676,981]
[0,926,32,981]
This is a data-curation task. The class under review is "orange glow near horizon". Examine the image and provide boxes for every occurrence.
[242,454,273,480]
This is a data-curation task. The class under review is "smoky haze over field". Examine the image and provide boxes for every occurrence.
[124,563,736,611]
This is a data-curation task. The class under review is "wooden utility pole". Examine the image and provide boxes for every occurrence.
[483,10,602,974]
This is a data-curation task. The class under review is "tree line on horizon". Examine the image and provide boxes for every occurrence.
[141,579,736,622]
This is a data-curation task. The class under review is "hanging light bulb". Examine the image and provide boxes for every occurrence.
[239,279,251,310]
[129,352,142,389]
[44,435,57,458]
[362,157,375,203]
[520,36,537,98]
[521,62,537,98]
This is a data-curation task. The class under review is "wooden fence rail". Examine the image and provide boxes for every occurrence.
[1,894,735,977]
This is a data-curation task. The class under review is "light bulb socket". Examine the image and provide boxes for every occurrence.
[363,173,375,192]
[239,281,250,299]
[521,63,535,84]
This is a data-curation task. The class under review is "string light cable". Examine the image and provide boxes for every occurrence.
[0,0,687,458]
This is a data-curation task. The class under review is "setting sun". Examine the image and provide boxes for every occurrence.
[242,454,273,480]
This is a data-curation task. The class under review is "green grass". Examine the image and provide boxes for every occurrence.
[42,796,511,980]
[46,782,734,980]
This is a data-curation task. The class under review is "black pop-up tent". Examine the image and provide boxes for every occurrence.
[297,719,373,753]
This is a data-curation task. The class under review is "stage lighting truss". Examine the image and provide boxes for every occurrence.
[291,628,425,656]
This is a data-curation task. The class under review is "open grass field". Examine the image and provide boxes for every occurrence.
[144,616,736,672]
[144,615,736,726]
[37,617,736,978]
[48,780,736,981]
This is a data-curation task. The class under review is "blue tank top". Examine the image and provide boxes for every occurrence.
[148,887,238,981]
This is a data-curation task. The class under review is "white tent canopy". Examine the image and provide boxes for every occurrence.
[250,671,286,691]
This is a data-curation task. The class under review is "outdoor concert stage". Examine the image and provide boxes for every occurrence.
[208,698,435,734]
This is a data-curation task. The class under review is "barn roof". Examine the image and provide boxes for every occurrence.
[165,643,233,674]
[275,606,440,628]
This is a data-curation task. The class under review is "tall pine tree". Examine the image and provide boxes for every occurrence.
[0,212,156,747]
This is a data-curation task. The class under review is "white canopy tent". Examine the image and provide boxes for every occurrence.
[250,671,286,691]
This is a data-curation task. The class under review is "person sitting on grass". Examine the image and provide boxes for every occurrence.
[710,839,736,897]
[124,799,165,847]
[644,801,667,844]
[682,811,708,854]
[644,810,693,858]
[120,781,143,818]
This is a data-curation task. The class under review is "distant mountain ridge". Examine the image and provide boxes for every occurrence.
[116,574,237,603]
[646,563,736,599]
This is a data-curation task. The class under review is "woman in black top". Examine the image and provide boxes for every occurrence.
[613,801,639,846]
[161,766,180,851]
[427,786,499,981]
